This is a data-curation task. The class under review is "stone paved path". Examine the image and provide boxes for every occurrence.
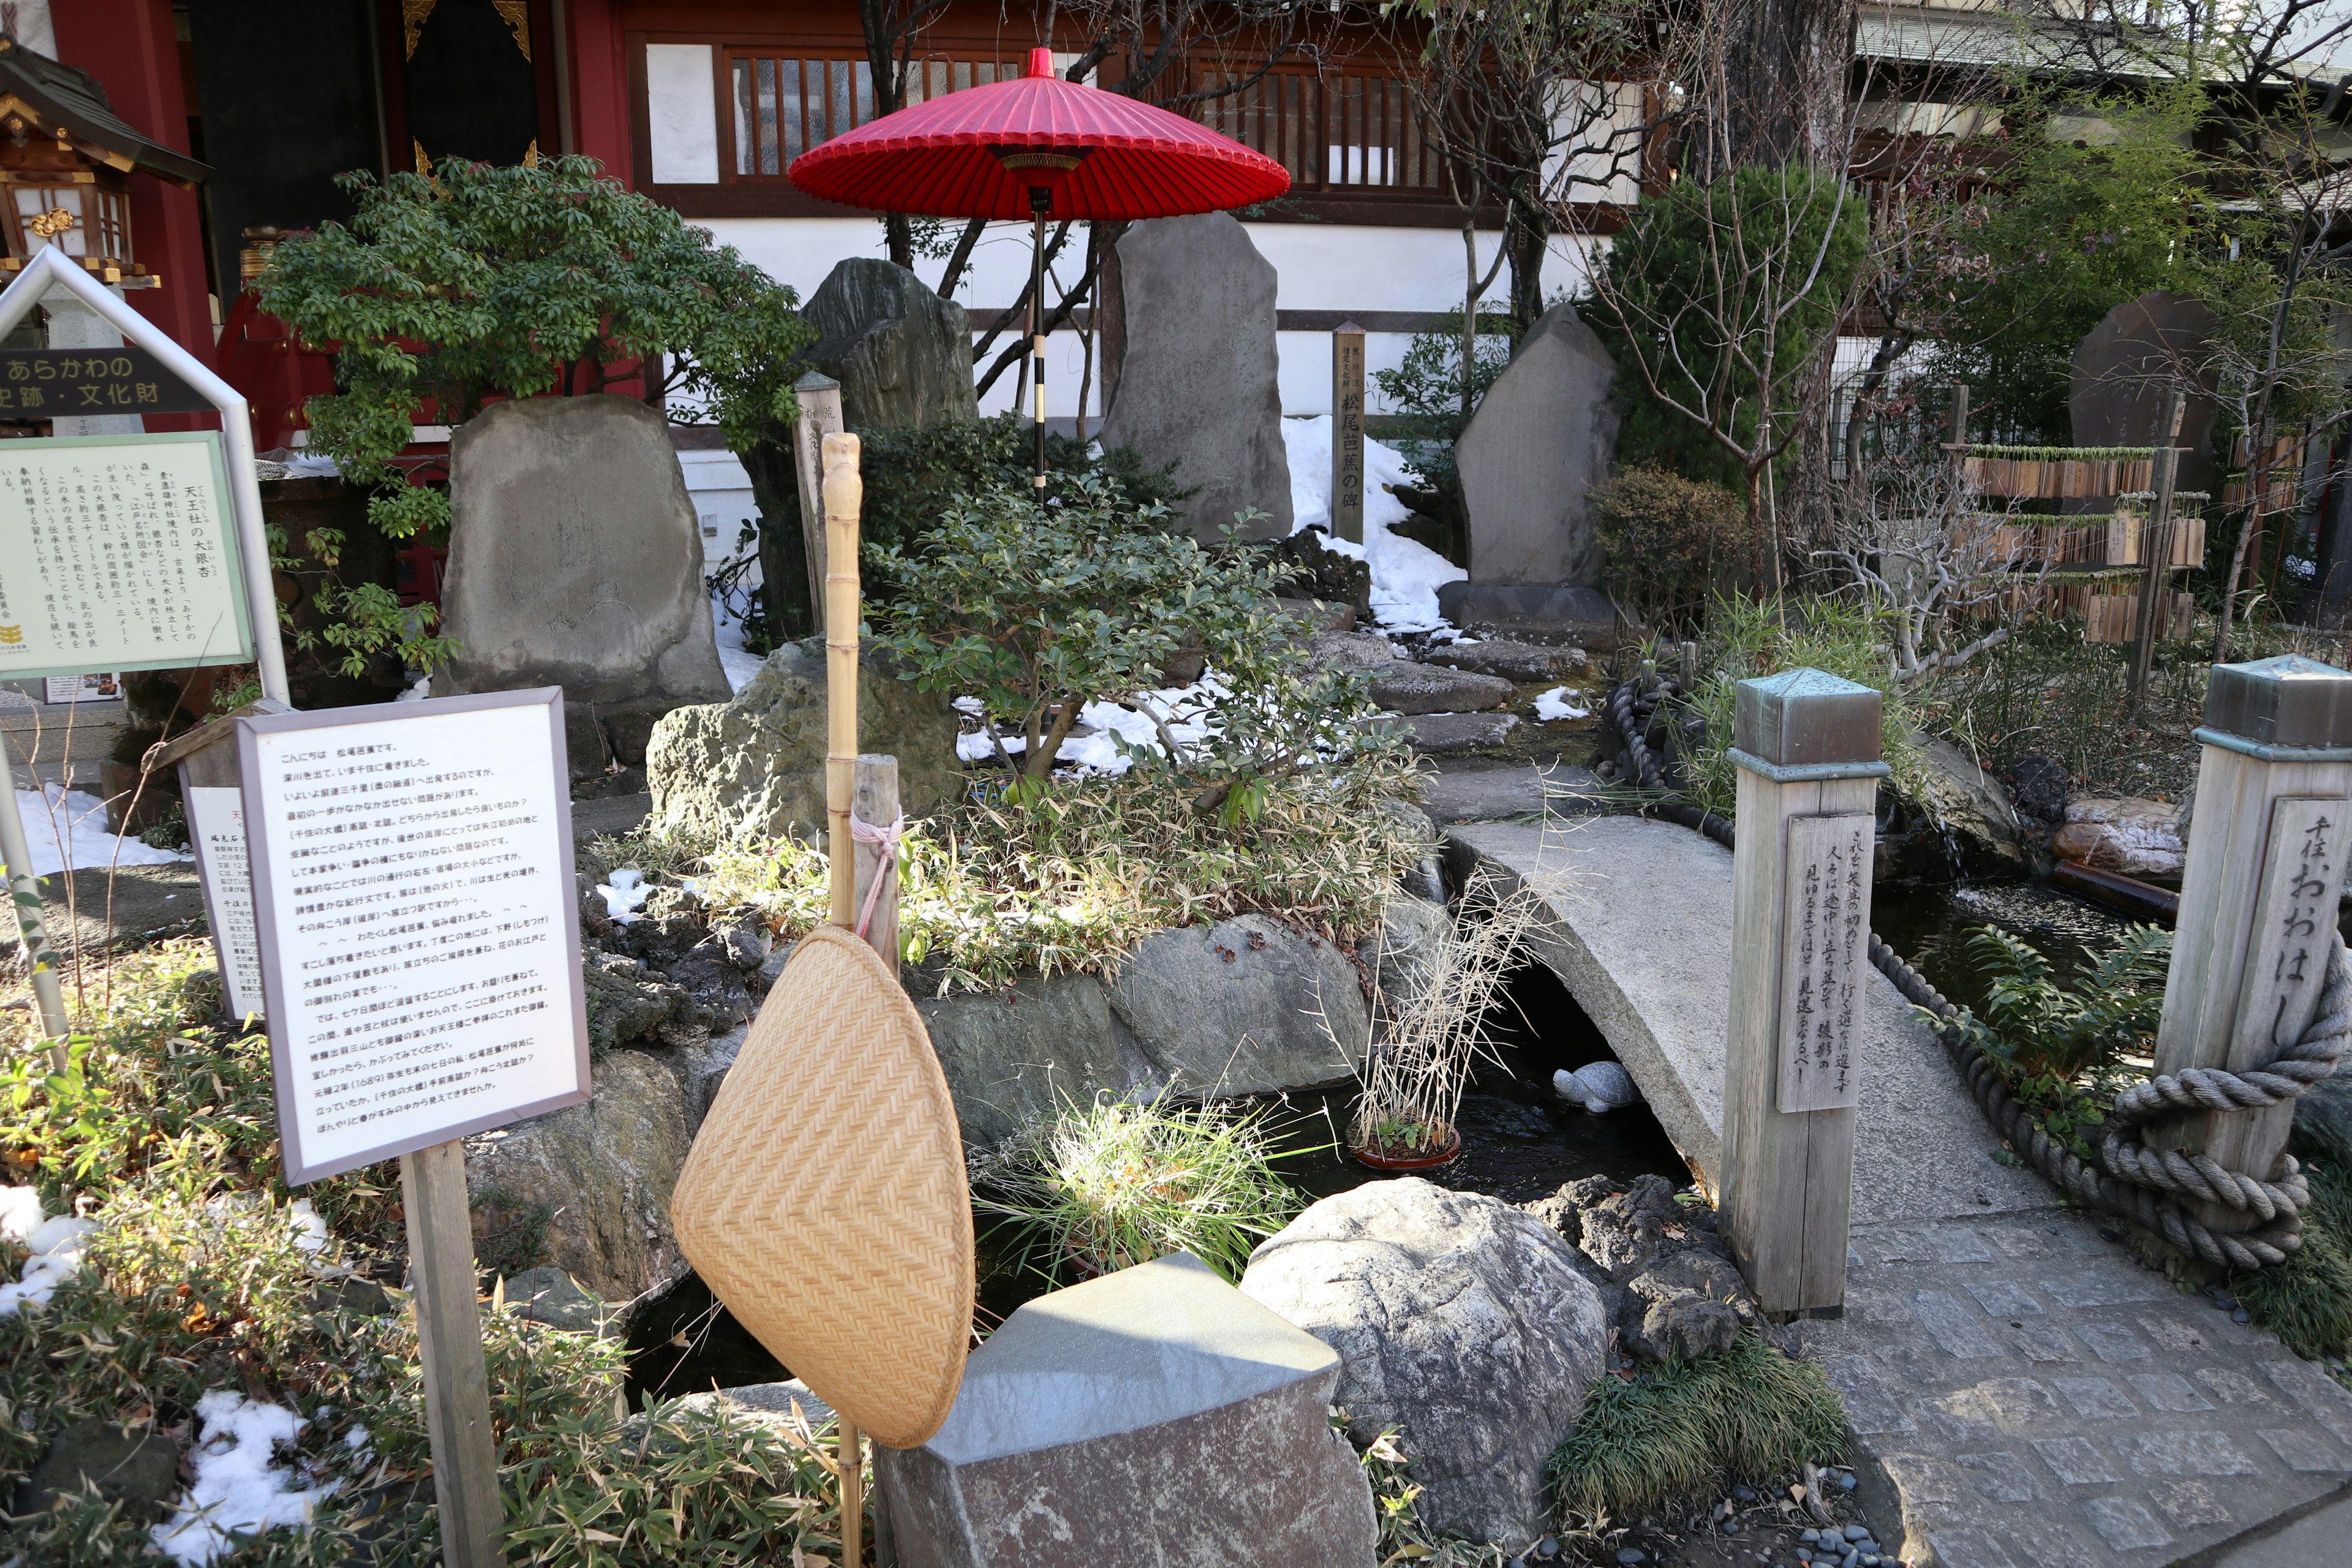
[1449,814,2352,1567]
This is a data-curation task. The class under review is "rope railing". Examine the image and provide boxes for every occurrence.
[1599,677,2350,1272]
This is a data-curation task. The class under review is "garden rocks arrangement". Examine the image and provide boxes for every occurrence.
[1240,1178,1608,1551]
[804,257,979,431]
[1523,1175,1762,1365]
[2051,794,2185,876]
[1878,737,2032,882]
[644,638,963,843]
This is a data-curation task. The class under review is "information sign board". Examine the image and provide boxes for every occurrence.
[0,346,211,416]
[1776,812,1872,1114]
[238,689,590,1184]
[184,785,263,1020]
[0,431,253,681]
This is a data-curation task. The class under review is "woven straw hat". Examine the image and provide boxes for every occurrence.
[671,924,973,1449]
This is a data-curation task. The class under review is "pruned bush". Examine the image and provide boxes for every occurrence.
[1591,467,1749,637]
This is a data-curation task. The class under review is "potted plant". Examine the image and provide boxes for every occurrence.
[1346,876,1540,1170]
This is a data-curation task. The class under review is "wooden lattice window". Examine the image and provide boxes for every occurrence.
[1197,68,1443,195]
[724,50,1026,178]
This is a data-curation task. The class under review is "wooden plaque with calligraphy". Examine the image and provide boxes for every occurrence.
[1776,812,1874,1114]
[2233,796,2343,1070]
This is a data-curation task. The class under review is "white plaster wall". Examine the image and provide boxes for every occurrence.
[646,45,722,184]
[677,448,757,567]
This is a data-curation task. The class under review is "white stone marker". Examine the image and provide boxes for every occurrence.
[1720,668,1887,1318]
[2156,655,2352,1237]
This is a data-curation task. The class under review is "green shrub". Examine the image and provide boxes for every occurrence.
[1591,467,1750,637]
[973,1095,1307,1281]
[2238,1159,2352,1362]
[1548,1332,1849,1529]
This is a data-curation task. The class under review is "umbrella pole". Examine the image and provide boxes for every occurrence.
[1030,189,1049,491]
[819,429,866,1564]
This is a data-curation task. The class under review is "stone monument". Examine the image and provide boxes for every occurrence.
[2070,290,2220,496]
[804,258,978,431]
[875,1252,1377,1568]
[438,394,730,713]
[1097,213,1292,543]
[1456,303,1619,587]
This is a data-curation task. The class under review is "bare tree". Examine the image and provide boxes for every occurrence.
[855,0,961,270]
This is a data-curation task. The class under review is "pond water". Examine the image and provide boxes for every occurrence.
[1870,880,2146,1017]
[628,957,1692,1405]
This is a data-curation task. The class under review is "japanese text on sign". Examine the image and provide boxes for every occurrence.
[0,432,251,680]
[1777,813,1873,1113]
[2237,797,2343,1068]
[241,694,589,1185]
[1331,330,1366,543]
[186,786,263,1021]
[0,347,210,415]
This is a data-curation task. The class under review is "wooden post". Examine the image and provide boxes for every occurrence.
[1946,383,1970,450]
[0,734,69,1067]
[2152,657,2352,1238]
[2128,388,2187,701]
[1331,322,1366,546]
[399,1140,503,1568]
[794,372,846,630]
[1719,669,1887,1319]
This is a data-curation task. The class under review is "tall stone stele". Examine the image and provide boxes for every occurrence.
[804,257,978,431]
[1097,213,1292,543]
[2070,290,2220,497]
[437,394,730,712]
[1440,302,1619,644]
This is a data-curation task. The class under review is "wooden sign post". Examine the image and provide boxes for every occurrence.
[236,689,595,1568]
[2127,388,2188,703]
[1719,668,1887,1319]
[2154,657,2352,1247]
[793,372,847,632]
[1331,323,1366,546]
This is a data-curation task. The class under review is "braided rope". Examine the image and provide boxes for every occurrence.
[1601,678,2352,1274]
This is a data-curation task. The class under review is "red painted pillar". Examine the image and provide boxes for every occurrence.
[50,1,215,373]
[563,0,634,186]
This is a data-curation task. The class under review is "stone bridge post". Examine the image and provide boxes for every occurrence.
[2154,655,2352,1247]
[1720,668,1889,1319]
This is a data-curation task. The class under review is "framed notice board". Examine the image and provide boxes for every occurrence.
[0,431,254,680]
[237,688,591,1184]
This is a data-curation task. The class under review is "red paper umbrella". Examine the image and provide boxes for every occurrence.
[791,47,1289,481]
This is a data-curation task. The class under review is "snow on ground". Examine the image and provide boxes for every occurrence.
[151,1392,335,1566]
[12,784,192,878]
[709,589,766,694]
[955,676,1227,777]
[1534,686,1591,722]
[1281,415,1466,635]
[0,1204,96,1317]
[595,867,650,924]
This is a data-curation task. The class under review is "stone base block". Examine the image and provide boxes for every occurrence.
[1436,582,1616,651]
[875,1253,1376,1568]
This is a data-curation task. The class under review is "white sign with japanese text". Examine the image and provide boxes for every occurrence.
[185,785,263,1021]
[1777,812,1873,1114]
[239,690,589,1185]
[0,432,252,680]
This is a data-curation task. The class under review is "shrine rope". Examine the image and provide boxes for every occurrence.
[1599,677,2352,1272]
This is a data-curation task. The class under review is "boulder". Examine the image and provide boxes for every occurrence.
[500,1267,620,1336]
[1455,304,1619,588]
[466,1048,692,1301]
[2003,751,2070,825]
[1573,1172,1686,1281]
[1434,582,1618,652]
[646,638,964,844]
[917,968,1166,1150]
[1105,914,1370,1099]
[12,1419,181,1523]
[1882,737,2032,881]
[1303,631,1399,674]
[1385,712,1520,755]
[1423,639,1591,684]
[2052,796,2184,876]
[2294,1068,2352,1169]
[1371,891,1451,1009]
[1098,214,1292,543]
[2070,290,2220,496]
[877,1253,1376,1568]
[804,258,979,431]
[1620,1250,1756,1363]
[1240,1178,1608,1550]
[1384,798,1448,907]
[439,394,729,706]
[1367,662,1515,716]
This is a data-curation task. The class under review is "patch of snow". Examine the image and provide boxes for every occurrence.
[0,1215,96,1317]
[1533,687,1590,722]
[1281,415,1466,635]
[286,1200,328,1256]
[709,588,766,695]
[596,867,650,925]
[283,453,344,480]
[151,1393,333,1566]
[0,1186,40,1245]
[342,1425,369,1452]
[12,784,192,878]
[956,675,1229,778]
[393,673,430,703]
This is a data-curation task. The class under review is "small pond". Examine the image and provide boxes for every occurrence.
[628,957,1691,1406]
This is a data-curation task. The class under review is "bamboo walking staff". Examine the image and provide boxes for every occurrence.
[819,429,868,1562]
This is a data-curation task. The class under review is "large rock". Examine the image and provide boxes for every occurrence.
[2070,290,2220,497]
[1241,1178,1609,1550]
[12,1419,181,1523]
[1881,737,2032,881]
[1434,582,1618,652]
[1366,662,1513,715]
[465,1049,692,1302]
[1455,304,1619,587]
[2052,795,2184,876]
[877,1253,1377,1568]
[646,638,964,843]
[917,968,1166,1150]
[805,258,979,431]
[1423,639,1591,684]
[439,394,729,706]
[1098,214,1292,543]
[1105,914,1369,1098]
[2294,1066,2352,1168]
